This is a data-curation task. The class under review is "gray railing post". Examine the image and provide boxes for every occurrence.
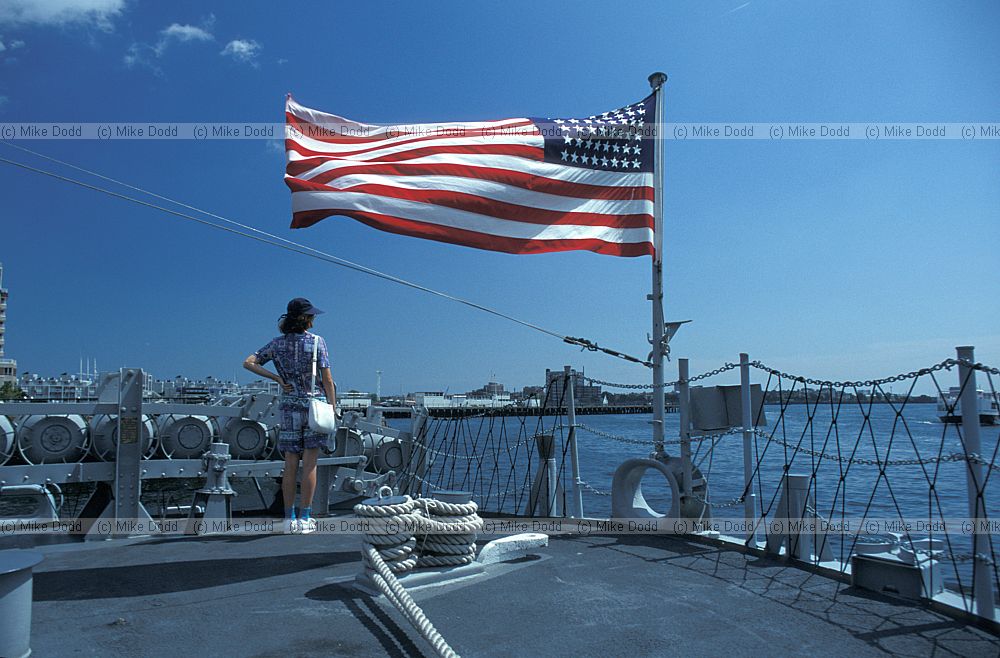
[525,434,562,517]
[403,407,429,497]
[956,346,996,620]
[740,353,757,546]
[114,368,145,531]
[564,366,584,518]
[677,358,692,499]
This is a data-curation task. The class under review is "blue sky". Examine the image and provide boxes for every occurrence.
[0,0,997,396]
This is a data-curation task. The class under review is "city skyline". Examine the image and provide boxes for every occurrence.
[11,359,596,400]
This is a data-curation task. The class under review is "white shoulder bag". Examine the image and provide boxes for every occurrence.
[307,334,338,434]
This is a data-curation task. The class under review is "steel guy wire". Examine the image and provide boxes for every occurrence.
[0,146,650,368]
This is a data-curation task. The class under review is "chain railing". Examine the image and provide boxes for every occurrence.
[397,353,1000,621]
[563,354,1000,621]
[747,358,957,388]
[582,361,741,390]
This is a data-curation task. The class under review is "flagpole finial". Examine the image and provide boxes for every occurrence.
[648,72,668,89]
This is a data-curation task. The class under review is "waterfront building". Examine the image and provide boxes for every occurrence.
[341,390,373,410]
[0,263,17,385]
[545,367,602,406]
[414,390,513,409]
[467,381,505,397]
[18,373,99,401]
[18,371,280,401]
[414,392,451,409]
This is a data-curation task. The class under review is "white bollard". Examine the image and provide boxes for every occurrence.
[0,550,43,658]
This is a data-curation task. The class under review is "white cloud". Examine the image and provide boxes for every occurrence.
[152,22,213,57]
[123,42,146,68]
[221,39,260,65]
[0,36,26,53]
[126,18,214,69]
[160,23,212,45]
[0,0,126,30]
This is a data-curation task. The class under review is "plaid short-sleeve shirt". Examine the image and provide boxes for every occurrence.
[255,331,332,453]
[254,331,330,397]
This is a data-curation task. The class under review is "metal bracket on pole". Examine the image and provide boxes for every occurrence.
[647,320,691,364]
[956,346,996,621]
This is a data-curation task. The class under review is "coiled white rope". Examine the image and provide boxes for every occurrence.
[354,494,422,574]
[354,490,473,658]
[415,498,483,568]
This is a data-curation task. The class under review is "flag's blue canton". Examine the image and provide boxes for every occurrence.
[530,94,656,173]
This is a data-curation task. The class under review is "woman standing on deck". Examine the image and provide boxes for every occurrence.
[243,297,337,534]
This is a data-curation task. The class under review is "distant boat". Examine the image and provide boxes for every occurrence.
[937,386,999,425]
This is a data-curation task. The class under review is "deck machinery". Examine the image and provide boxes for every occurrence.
[0,368,413,537]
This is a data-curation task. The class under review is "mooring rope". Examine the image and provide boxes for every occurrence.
[354,494,421,574]
[363,545,459,658]
[354,492,482,658]
[414,498,483,568]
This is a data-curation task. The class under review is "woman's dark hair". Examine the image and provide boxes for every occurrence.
[279,313,314,334]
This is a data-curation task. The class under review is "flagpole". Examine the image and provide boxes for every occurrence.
[648,71,668,455]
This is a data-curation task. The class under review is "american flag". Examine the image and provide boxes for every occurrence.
[284,94,656,257]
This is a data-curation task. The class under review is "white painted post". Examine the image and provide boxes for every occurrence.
[564,366,584,518]
[787,474,811,561]
[740,353,757,546]
[957,346,995,620]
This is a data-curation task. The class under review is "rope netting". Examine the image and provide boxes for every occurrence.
[568,357,1000,614]
[397,383,577,517]
[392,357,1000,612]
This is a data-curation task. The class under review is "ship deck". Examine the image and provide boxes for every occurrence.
[16,518,1000,657]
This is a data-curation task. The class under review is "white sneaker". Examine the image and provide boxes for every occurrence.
[298,518,317,534]
[284,518,301,534]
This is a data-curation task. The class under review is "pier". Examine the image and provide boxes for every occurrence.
[379,403,674,419]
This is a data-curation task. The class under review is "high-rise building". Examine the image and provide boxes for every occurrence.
[545,367,602,406]
[0,263,17,385]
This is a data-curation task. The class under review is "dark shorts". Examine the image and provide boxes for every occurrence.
[278,396,329,454]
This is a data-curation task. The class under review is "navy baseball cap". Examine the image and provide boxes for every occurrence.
[287,297,324,316]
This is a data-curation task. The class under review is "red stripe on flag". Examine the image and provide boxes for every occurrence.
[285,177,652,229]
[290,208,654,257]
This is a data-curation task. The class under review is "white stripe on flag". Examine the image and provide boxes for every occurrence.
[290,190,654,244]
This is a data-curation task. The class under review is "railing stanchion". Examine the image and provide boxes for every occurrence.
[956,345,995,620]
[740,353,757,546]
[678,358,692,500]
[565,366,584,518]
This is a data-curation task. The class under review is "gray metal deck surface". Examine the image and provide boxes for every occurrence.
[21,525,1000,657]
